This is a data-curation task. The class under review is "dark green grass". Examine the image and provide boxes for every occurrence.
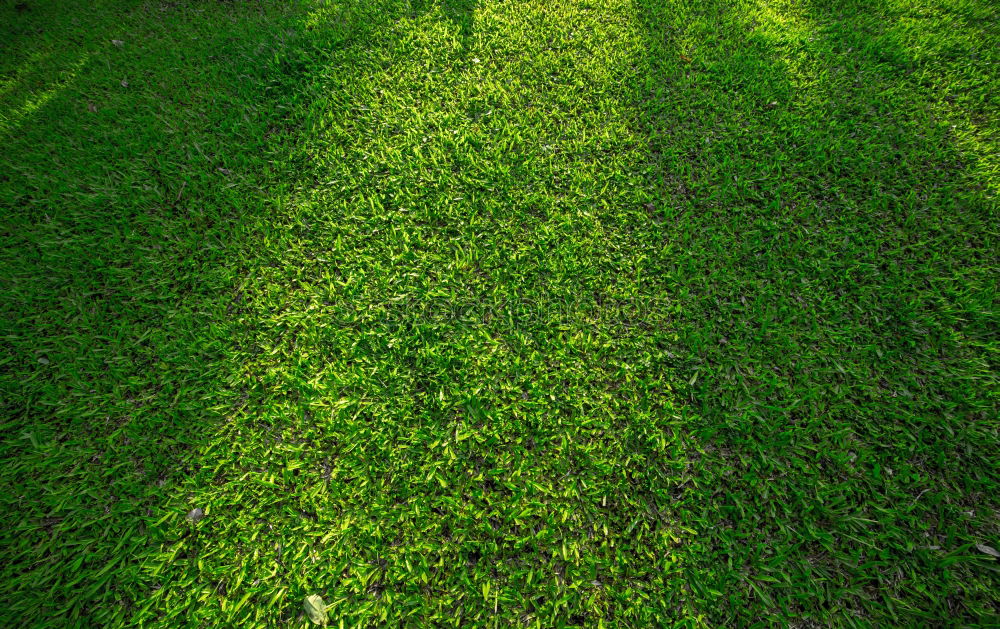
[1,0,997,626]
[640,0,999,623]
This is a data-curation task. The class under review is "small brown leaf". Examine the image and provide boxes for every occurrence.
[87,103,98,113]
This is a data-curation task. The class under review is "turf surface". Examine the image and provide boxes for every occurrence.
[1,0,997,626]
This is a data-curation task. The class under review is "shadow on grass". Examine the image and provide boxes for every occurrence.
[0,0,476,625]
[636,0,997,623]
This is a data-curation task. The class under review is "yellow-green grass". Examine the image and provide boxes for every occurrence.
[1,0,996,626]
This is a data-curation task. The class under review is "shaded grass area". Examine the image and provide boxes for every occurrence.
[0,2,288,624]
[637,0,999,623]
[1,0,997,626]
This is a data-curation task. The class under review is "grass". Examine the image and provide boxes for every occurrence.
[1,0,997,626]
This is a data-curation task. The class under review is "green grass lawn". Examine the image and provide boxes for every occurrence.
[1,0,997,626]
